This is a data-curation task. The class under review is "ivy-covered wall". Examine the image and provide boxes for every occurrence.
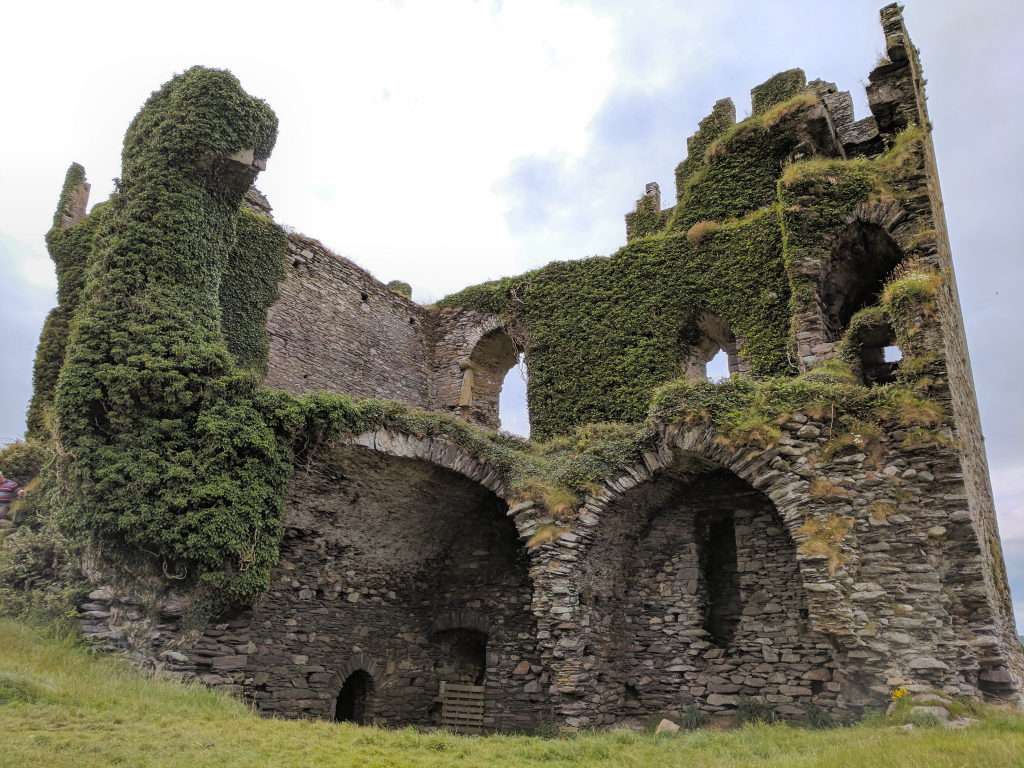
[26,165,109,438]
[219,207,289,376]
[44,67,290,608]
[439,80,838,439]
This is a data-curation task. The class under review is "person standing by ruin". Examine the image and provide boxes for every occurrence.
[0,470,25,520]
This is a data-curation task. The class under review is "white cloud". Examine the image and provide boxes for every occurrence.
[0,0,614,301]
[21,255,57,289]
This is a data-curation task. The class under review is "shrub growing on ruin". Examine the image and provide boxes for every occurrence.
[685,220,720,248]
[0,440,46,486]
[526,524,570,551]
[802,701,838,730]
[386,280,412,298]
[796,514,854,575]
[679,703,709,730]
[736,695,778,725]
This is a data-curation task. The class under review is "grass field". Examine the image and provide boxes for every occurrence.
[1,620,1022,768]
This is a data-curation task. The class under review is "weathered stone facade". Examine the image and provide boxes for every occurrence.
[73,3,1021,731]
[263,230,519,432]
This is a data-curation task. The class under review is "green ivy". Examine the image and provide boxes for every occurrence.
[671,124,793,233]
[751,69,807,116]
[26,167,111,439]
[624,195,669,242]
[23,64,947,615]
[46,67,286,608]
[220,208,288,376]
[439,94,813,439]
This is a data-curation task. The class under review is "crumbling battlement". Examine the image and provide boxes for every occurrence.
[27,3,1020,736]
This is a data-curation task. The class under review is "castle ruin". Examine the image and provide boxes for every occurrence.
[31,4,1021,731]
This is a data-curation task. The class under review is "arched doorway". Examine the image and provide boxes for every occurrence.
[335,669,373,724]
[248,437,540,731]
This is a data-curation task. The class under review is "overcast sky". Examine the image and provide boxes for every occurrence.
[1,0,1021,629]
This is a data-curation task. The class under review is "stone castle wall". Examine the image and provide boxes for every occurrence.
[264,238,433,404]
[262,234,517,433]
[70,2,1020,732]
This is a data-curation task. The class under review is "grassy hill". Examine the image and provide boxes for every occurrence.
[0,620,1022,768]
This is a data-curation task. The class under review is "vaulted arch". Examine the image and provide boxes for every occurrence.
[245,432,540,731]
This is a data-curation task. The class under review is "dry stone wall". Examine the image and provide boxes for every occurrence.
[244,443,539,729]
[264,239,433,403]
[73,414,1020,728]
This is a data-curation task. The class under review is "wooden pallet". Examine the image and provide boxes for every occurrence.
[439,684,485,734]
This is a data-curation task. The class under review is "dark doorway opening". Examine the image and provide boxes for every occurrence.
[436,628,488,685]
[701,514,741,648]
[335,669,372,724]
[818,222,905,341]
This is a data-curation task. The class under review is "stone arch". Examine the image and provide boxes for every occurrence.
[528,422,855,727]
[792,200,924,369]
[432,609,499,637]
[337,428,510,498]
[326,653,386,724]
[431,610,500,688]
[576,444,824,721]
[682,310,748,381]
[432,311,524,432]
[247,430,541,730]
[326,653,387,699]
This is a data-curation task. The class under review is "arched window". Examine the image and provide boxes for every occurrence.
[682,311,744,381]
[705,349,731,381]
[498,353,529,437]
[458,330,522,431]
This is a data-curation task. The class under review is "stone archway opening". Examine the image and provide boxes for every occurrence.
[683,311,745,381]
[818,221,904,342]
[460,329,521,431]
[579,453,825,723]
[250,442,540,731]
[335,669,373,724]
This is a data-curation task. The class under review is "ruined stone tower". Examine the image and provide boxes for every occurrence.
[48,4,1020,731]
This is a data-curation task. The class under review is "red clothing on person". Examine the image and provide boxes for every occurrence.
[0,478,21,508]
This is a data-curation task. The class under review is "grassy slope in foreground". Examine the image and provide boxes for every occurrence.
[1,623,1023,767]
